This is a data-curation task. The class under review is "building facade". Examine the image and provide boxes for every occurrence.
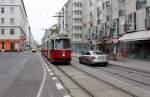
[58,0,89,53]
[87,0,150,60]
[0,0,29,52]
[58,0,150,59]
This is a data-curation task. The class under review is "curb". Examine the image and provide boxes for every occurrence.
[109,63,150,74]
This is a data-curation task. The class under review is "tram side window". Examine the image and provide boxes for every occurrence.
[51,40,54,49]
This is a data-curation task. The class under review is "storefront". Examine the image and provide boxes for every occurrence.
[128,40,150,59]
[71,43,89,53]
[119,30,150,60]
[0,39,20,52]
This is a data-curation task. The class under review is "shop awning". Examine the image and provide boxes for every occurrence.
[119,30,150,42]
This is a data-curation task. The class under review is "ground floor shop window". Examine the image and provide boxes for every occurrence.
[72,44,89,53]
[128,41,150,59]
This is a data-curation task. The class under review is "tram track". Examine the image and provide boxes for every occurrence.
[95,65,150,89]
[67,58,150,97]
[42,55,148,97]
[55,65,134,97]
[73,57,150,89]
[56,66,95,97]
[110,65,150,78]
[110,64,150,76]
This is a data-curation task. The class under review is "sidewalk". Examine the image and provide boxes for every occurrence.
[72,53,150,74]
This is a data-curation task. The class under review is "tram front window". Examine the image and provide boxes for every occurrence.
[55,39,71,49]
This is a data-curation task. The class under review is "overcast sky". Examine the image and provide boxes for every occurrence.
[24,0,68,44]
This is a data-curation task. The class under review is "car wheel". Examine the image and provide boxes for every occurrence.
[79,59,82,64]
[87,61,91,66]
[66,61,70,65]
[104,62,108,66]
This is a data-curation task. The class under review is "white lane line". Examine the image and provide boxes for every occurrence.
[64,95,71,97]
[56,83,64,90]
[46,66,49,69]
[36,58,47,97]
[47,69,51,72]
[52,77,58,80]
[49,73,54,76]
[44,64,47,66]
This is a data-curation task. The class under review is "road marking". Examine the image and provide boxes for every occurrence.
[56,83,64,90]
[52,77,58,80]
[46,66,49,69]
[64,95,71,97]
[47,69,51,72]
[44,64,47,66]
[36,58,47,97]
[49,73,54,76]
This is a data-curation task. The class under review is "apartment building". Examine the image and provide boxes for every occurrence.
[58,0,150,59]
[59,0,89,53]
[118,0,150,59]
[88,0,150,59]
[0,0,29,52]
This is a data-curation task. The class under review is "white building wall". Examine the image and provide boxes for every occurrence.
[0,0,29,51]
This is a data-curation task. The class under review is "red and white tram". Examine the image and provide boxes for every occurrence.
[42,33,72,64]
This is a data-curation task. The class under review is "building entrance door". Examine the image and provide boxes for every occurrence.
[10,42,14,51]
[1,42,5,52]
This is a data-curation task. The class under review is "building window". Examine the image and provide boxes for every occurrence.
[90,0,93,6]
[10,7,15,14]
[1,7,4,14]
[99,23,105,36]
[72,18,82,23]
[73,26,82,31]
[111,18,119,35]
[10,18,15,25]
[136,0,147,10]
[74,33,82,39]
[119,0,126,17]
[73,10,82,15]
[127,12,136,32]
[10,29,15,35]
[1,18,4,25]
[146,7,150,17]
[1,29,5,35]
[73,2,82,8]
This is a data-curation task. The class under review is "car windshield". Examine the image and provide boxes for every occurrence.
[92,51,104,55]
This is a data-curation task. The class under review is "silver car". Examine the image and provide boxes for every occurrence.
[79,50,108,66]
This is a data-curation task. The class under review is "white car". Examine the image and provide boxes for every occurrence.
[79,50,108,66]
[32,48,37,53]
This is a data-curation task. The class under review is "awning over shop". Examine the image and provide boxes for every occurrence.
[119,30,150,42]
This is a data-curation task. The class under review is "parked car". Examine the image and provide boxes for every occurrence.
[32,48,37,53]
[79,50,108,66]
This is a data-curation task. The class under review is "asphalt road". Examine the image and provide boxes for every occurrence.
[0,52,72,97]
[0,52,43,97]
